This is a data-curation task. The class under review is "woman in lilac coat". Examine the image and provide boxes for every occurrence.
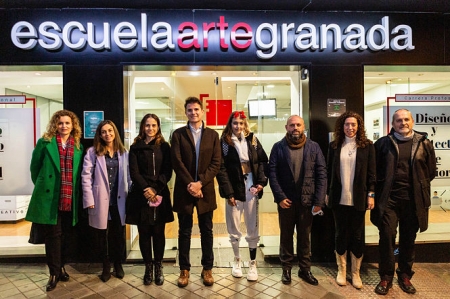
[82,120,131,282]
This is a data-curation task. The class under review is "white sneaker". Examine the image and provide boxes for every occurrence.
[247,260,258,281]
[232,257,243,278]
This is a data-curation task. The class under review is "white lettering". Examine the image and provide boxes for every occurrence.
[320,23,341,50]
[11,21,37,49]
[62,21,86,50]
[343,24,367,50]
[390,24,415,51]
[38,21,62,50]
[151,22,175,50]
[366,16,389,51]
[113,22,137,50]
[255,23,277,59]
[87,22,111,50]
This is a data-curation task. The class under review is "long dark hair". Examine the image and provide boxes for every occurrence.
[332,111,372,149]
[133,113,165,146]
[93,120,126,156]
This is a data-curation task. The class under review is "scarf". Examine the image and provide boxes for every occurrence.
[57,134,74,212]
[394,131,414,141]
[285,132,306,149]
[231,132,250,162]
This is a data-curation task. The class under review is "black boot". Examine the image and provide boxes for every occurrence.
[46,275,59,292]
[154,262,164,285]
[114,262,124,279]
[60,266,70,282]
[144,263,153,285]
[100,260,111,282]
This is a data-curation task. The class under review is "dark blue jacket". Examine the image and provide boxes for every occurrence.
[268,137,327,207]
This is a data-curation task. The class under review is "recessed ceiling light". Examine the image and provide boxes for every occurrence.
[35,73,41,76]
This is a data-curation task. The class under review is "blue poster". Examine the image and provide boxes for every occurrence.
[84,111,104,139]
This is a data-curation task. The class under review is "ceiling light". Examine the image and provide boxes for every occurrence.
[35,73,41,76]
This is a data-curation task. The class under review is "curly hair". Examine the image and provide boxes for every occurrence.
[93,120,126,156]
[221,111,251,145]
[133,113,165,146]
[43,109,82,149]
[331,111,372,149]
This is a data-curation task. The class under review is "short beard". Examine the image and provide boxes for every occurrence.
[289,132,302,141]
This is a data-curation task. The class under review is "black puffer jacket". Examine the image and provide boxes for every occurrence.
[370,129,436,232]
[216,133,268,201]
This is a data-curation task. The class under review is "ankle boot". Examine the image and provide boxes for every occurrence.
[100,260,111,282]
[351,252,363,289]
[144,263,153,285]
[154,262,164,285]
[335,250,347,286]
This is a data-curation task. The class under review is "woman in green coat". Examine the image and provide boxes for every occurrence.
[26,110,83,292]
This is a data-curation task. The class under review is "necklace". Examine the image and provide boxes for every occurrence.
[344,141,357,157]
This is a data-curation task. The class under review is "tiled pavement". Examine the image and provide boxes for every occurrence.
[1,249,450,298]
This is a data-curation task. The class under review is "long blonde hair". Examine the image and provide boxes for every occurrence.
[93,120,126,156]
[43,110,82,149]
[221,111,251,145]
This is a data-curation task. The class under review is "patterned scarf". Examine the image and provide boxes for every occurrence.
[285,132,306,149]
[56,134,74,212]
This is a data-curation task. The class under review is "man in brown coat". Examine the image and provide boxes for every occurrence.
[171,96,221,287]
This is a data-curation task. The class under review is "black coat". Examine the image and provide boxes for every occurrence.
[127,139,174,225]
[370,129,436,232]
[326,141,376,212]
[216,133,268,201]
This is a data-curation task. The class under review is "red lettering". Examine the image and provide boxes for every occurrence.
[202,22,215,49]
[178,22,200,50]
[231,22,252,49]
[216,16,229,49]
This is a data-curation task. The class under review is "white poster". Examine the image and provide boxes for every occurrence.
[385,106,450,209]
[0,108,38,195]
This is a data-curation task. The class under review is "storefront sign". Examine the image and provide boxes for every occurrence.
[10,14,413,60]
[0,95,26,104]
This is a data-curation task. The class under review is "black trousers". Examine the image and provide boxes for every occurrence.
[137,222,166,264]
[94,205,126,263]
[378,198,419,280]
[178,210,214,271]
[43,211,74,276]
[278,200,313,271]
[332,204,365,257]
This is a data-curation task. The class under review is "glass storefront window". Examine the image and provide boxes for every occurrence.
[124,65,306,253]
[0,65,63,256]
[364,65,450,244]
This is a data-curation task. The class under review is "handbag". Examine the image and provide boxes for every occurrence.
[28,222,45,244]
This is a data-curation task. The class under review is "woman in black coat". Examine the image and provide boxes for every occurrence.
[128,113,174,286]
[326,111,376,289]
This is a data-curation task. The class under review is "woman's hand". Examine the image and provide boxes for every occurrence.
[367,197,375,210]
[227,197,236,206]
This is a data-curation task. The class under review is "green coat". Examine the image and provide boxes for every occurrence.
[25,137,83,226]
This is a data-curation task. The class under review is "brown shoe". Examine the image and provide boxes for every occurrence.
[201,269,214,286]
[177,270,190,288]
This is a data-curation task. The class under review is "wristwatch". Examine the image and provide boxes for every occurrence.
[368,192,375,198]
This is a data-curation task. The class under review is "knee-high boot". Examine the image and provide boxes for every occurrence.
[335,251,347,286]
[351,252,363,289]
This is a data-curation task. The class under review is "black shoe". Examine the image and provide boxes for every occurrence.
[298,270,318,285]
[114,262,124,279]
[101,261,111,282]
[398,276,416,294]
[60,266,70,282]
[375,280,392,295]
[154,262,164,286]
[144,263,153,285]
[281,269,291,285]
[46,275,59,292]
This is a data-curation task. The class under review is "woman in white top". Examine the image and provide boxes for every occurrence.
[326,111,376,289]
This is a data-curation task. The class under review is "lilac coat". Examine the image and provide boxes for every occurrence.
[82,147,131,229]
